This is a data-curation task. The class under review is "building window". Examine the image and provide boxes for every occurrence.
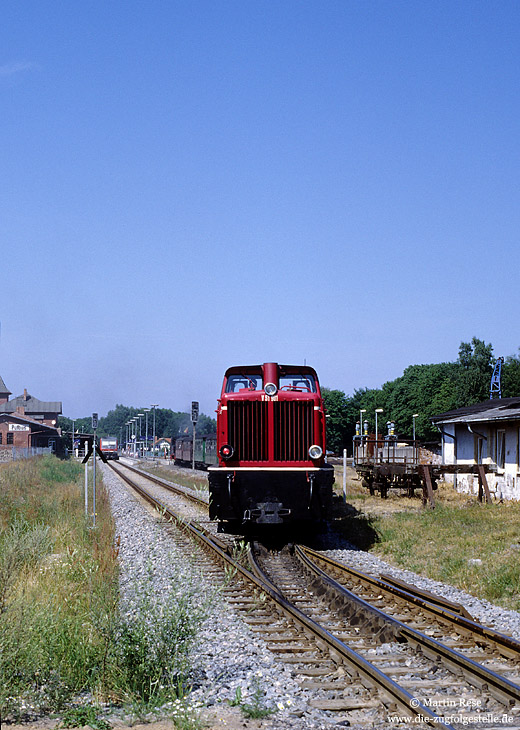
[475,436,486,464]
[496,430,506,469]
[0,433,2,444]
[6,433,13,445]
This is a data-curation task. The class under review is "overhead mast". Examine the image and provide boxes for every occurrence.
[490,357,504,399]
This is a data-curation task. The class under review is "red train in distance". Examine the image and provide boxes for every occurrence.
[208,362,334,526]
[99,437,119,460]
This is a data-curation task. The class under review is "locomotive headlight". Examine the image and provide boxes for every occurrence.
[264,382,277,397]
[219,444,234,460]
[308,444,323,460]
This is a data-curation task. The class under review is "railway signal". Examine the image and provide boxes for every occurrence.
[191,401,199,423]
[191,401,199,470]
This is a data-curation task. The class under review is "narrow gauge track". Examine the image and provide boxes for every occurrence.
[252,545,520,728]
[302,546,520,663]
[107,461,479,729]
[113,459,209,508]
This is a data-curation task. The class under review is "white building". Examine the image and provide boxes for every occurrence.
[431,398,520,500]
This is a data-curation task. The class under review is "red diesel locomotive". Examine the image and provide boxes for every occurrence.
[208,362,334,525]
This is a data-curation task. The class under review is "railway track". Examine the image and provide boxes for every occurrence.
[108,461,520,728]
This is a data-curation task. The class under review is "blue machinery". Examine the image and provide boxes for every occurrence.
[490,357,504,399]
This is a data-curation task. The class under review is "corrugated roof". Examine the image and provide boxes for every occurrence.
[0,393,62,413]
[0,375,11,395]
[432,397,520,425]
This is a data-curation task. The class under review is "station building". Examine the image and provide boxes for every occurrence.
[431,397,520,500]
[154,437,171,456]
[0,376,61,456]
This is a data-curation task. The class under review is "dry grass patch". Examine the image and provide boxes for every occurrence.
[140,463,209,494]
[331,465,520,611]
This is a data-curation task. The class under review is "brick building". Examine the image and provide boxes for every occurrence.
[0,376,61,453]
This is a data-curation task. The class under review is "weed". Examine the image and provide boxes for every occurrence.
[0,518,51,612]
[105,559,213,711]
[228,674,276,720]
[60,705,111,729]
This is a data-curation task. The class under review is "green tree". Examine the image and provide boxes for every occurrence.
[322,388,349,454]
[503,349,520,397]
[457,337,494,404]
[384,362,459,441]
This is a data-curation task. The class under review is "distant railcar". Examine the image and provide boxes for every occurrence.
[99,437,119,460]
[174,434,217,469]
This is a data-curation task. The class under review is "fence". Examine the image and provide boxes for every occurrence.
[0,446,53,462]
[353,439,441,467]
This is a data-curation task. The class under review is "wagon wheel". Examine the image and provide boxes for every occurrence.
[377,477,389,499]
[362,478,375,495]
[406,476,416,498]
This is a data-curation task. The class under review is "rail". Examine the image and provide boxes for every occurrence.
[108,461,451,727]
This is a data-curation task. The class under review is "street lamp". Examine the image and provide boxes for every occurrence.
[143,408,150,458]
[131,418,137,457]
[359,408,366,458]
[375,408,384,462]
[137,413,144,456]
[151,404,158,456]
[413,413,419,443]
[375,408,383,442]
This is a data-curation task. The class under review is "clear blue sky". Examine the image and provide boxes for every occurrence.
[2,1,520,419]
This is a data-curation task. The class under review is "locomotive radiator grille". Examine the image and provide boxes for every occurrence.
[228,399,315,462]
[228,401,269,461]
[273,400,314,462]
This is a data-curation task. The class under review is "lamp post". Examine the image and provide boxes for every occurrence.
[375,408,383,463]
[412,413,419,443]
[143,408,150,458]
[131,418,137,457]
[412,413,419,464]
[151,404,158,456]
[360,408,366,459]
[137,413,144,457]
[375,408,383,443]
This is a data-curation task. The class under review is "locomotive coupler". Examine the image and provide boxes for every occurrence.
[245,503,291,524]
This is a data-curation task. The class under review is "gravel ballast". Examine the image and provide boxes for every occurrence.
[102,462,520,728]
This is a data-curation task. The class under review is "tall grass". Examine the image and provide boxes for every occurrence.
[0,456,118,719]
[0,455,211,724]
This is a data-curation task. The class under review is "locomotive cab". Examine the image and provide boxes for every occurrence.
[208,362,334,525]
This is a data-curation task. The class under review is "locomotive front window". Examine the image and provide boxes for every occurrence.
[225,374,262,393]
[278,373,316,392]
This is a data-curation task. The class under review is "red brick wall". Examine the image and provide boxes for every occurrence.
[0,423,31,448]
